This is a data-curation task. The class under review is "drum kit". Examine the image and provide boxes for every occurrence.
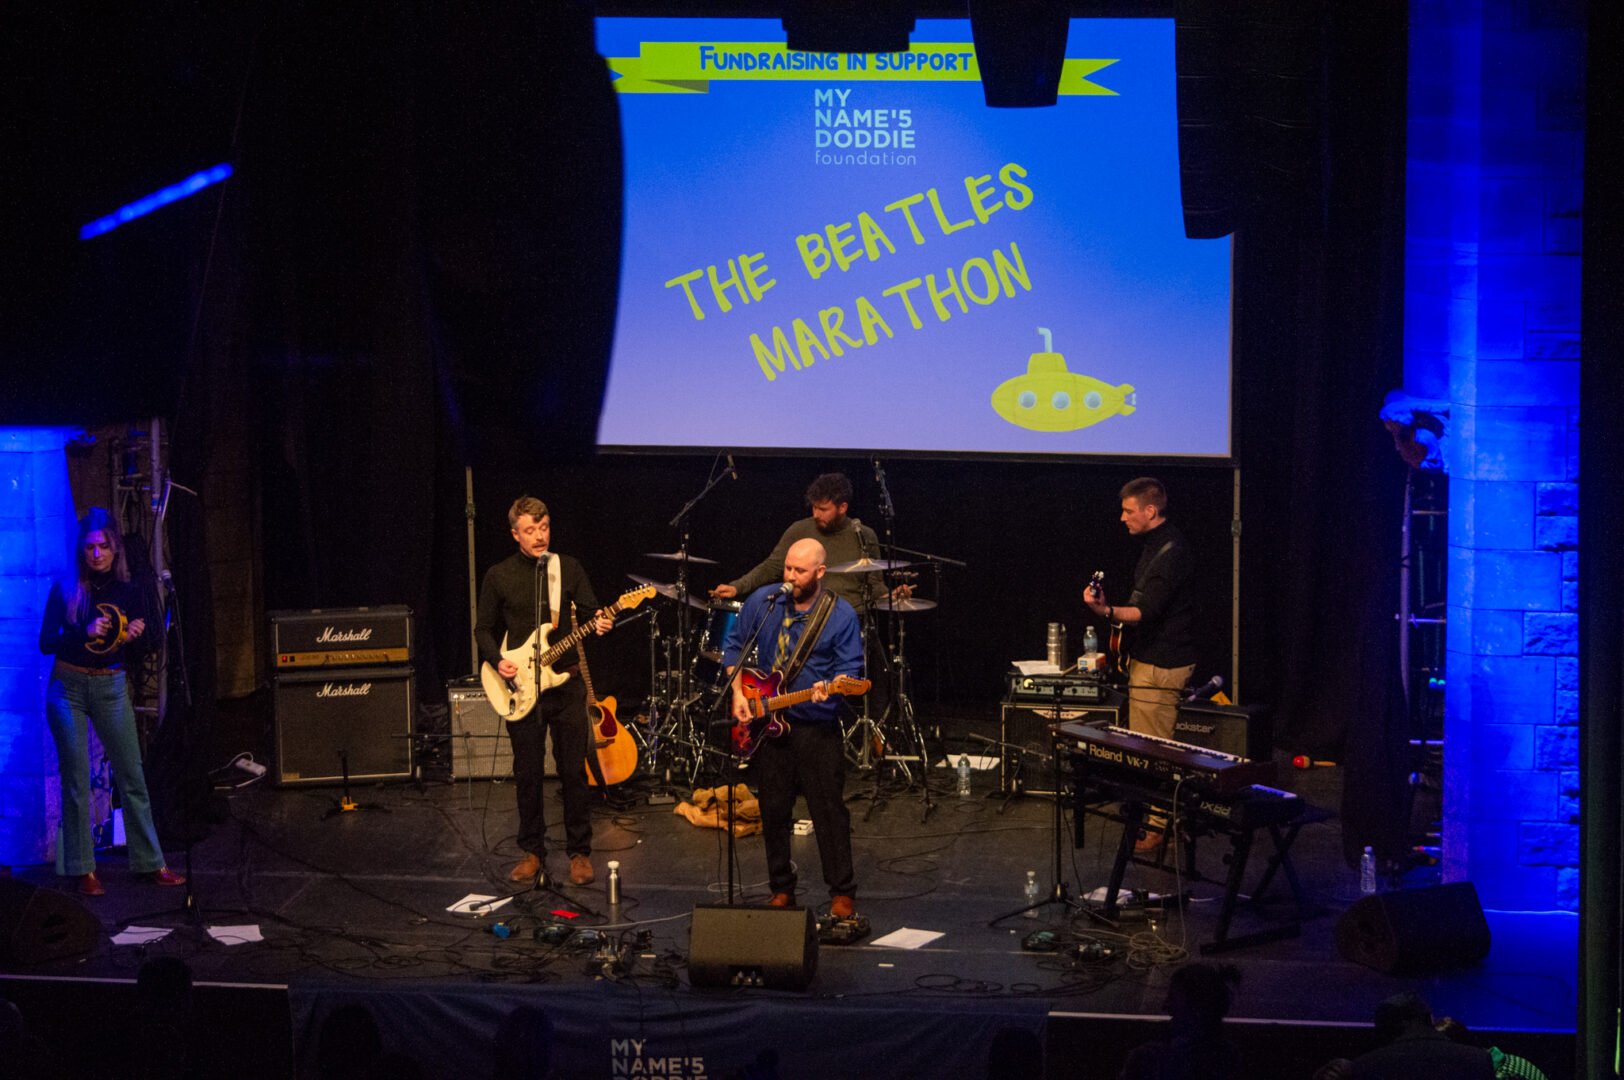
[627,548,948,797]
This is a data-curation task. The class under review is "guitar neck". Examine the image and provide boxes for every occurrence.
[541,595,631,667]
[763,686,821,712]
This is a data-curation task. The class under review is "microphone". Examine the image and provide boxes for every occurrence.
[1184,675,1224,701]
[726,453,737,479]
[771,581,794,602]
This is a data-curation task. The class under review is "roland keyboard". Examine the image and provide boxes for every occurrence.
[1054,721,1276,795]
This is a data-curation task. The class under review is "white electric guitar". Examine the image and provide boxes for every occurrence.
[480,585,654,720]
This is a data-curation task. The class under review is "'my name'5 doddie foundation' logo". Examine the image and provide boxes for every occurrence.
[316,626,373,643]
[317,682,372,699]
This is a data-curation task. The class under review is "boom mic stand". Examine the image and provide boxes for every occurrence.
[664,454,735,785]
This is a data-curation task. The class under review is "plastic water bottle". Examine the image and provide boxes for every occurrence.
[1359,846,1377,895]
[956,755,972,798]
[1023,870,1041,917]
[1083,625,1099,656]
[607,860,622,906]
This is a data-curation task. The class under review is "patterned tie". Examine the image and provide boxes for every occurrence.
[774,610,801,671]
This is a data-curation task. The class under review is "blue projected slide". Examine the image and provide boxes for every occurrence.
[595,18,1231,457]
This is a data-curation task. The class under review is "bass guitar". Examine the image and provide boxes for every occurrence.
[730,669,871,760]
[479,585,655,720]
[572,607,638,788]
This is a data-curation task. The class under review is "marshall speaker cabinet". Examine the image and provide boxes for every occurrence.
[275,667,414,786]
[271,605,413,670]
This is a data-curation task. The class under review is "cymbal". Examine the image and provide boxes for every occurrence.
[870,596,937,613]
[643,551,718,565]
[826,557,913,574]
[628,573,708,610]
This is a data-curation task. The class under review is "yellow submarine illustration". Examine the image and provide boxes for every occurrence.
[990,327,1136,433]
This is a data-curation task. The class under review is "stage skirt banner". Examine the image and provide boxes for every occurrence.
[289,976,1048,1079]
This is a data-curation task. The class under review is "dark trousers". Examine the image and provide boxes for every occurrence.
[754,720,855,900]
[508,678,592,857]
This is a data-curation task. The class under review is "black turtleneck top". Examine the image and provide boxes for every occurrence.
[38,572,159,669]
[474,550,602,671]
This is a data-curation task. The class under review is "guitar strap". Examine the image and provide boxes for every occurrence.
[547,553,562,626]
[1126,539,1175,607]
[777,591,836,685]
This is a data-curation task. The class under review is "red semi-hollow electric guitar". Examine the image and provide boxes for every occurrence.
[730,669,871,759]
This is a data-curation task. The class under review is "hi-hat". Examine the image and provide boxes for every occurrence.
[826,557,913,573]
[628,573,708,610]
[870,595,937,613]
[643,550,718,565]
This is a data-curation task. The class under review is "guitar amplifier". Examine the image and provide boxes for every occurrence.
[275,667,414,785]
[1173,701,1273,762]
[999,693,1123,795]
[446,679,556,780]
[1004,670,1110,704]
[271,605,412,669]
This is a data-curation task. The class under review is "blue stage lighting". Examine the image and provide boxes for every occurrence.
[78,163,233,241]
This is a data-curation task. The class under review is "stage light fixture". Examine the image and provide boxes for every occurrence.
[968,0,1070,108]
[782,0,915,55]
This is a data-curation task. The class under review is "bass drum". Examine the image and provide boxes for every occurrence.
[693,599,743,689]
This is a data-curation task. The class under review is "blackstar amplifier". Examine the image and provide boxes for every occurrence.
[445,679,556,780]
[271,605,413,669]
[1173,701,1273,762]
[275,667,414,785]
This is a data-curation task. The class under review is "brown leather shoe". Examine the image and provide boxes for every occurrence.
[569,854,594,886]
[509,853,543,882]
[829,895,855,920]
[150,867,186,886]
[766,891,795,908]
[78,872,106,897]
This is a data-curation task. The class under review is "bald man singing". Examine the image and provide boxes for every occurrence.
[721,538,865,919]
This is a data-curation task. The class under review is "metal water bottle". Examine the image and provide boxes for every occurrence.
[1046,623,1067,667]
[607,860,622,906]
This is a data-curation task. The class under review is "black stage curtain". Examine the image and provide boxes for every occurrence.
[1580,0,1623,1072]
[236,1,620,696]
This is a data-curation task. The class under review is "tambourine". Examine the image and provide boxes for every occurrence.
[84,602,129,655]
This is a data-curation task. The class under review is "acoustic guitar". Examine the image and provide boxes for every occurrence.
[571,604,638,788]
[730,669,871,760]
[480,585,655,720]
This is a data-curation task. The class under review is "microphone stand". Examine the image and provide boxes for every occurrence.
[708,588,787,905]
[160,570,203,925]
[665,455,734,783]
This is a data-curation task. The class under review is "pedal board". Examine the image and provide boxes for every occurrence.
[817,914,871,946]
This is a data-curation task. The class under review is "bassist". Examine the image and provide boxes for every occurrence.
[475,496,613,887]
[722,538,864,919]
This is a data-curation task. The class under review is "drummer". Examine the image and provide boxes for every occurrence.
[711,472,911,614]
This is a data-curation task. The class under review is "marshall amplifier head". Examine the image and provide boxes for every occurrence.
[271,605,412,669]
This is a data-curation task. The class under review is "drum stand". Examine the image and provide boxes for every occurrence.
[854,614,935,822]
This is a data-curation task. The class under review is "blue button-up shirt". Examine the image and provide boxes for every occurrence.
[721,583,863,723]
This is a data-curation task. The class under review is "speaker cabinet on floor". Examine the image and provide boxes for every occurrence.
[1174,701,1272,761]
[688,905,818,990]
[1335,881,1491,974]
[1000,697,1122,795]
[275,667,413,786]
[0,879,100,965]
[446,681,556,780]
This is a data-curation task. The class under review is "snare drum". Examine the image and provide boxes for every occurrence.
[694,599,743,688]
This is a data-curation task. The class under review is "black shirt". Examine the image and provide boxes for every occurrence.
[39,572,159,669]
[474,550,601,670]
[1127,521,1198,668]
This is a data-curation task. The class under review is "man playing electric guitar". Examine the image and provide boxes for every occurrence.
[722,538,864,919]
[475,496,614,887]
[1084,478,1199,855]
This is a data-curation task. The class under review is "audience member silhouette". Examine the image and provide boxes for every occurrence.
[1435,1016,1551,1080]
[493,1005,555,1080]
[316,1003,383,1080]
[986,1026,1044,1079]
[132,957,199,1080]
[1118,962,1242,1080]
[1312,993,1494,1080]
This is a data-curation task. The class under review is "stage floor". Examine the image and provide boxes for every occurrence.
[1,706,1579,1078]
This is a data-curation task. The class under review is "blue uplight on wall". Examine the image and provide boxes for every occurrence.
[0,427,77,866]
[78,163,234,241]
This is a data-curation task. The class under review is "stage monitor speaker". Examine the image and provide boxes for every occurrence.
[1000,696,1122,795]
[275,666,413,786]
[446,680,555,780]
[1334,881,1491,974]
[688,905,818,990]
[1174,701,1272,762]
[0,879,100,965]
